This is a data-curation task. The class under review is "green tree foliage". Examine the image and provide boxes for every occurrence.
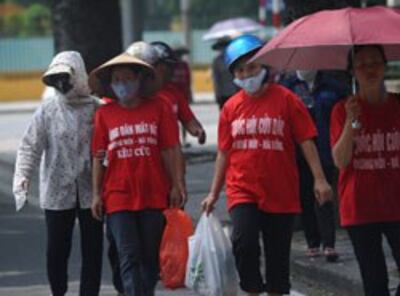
[3,12,24,36]
[146,0,258,30]
[283,0,386,24]
[190,0,258,28]
[0,2,51,37]
[23,3,51,36]
[283,0,361,24]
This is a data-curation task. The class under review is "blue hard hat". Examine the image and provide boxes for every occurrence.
[224,34,263,72]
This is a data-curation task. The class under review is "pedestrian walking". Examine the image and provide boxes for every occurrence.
[12,51,103,296]
[211,37,239,110]
[171,45,193,103]
[331,44,400,296]
[89,52,186,296]
[149,41,206,145]
[171,45,193,147]
[281,70,347,261]
[102,42,195,296]
[202,34,332,296]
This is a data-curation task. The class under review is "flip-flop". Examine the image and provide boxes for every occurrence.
[324,247,339,262]
[306,247,321,258]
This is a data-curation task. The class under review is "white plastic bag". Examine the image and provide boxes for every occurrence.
[185,213,238,296]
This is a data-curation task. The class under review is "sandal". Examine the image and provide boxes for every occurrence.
[324,247,339,262]
[306,247,321,258]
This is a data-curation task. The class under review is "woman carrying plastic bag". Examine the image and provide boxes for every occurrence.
[201,35,332,295]
[185,213,238,296]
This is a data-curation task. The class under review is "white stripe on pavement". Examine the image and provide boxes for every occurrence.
[291,290,307,296]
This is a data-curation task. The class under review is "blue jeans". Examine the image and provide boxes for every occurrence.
[108,210,165,296]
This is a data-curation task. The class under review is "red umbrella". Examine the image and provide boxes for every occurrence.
[251,6,400,70]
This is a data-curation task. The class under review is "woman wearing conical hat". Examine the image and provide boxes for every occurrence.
[89,51,186,296]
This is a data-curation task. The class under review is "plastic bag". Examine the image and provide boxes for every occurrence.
[185,213,238,296]
[160,208,194,289]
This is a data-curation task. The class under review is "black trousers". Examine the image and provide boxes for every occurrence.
[298,155,336,249]
[230,203,295,294]
[45,208,103,296]
[347,222,400,296]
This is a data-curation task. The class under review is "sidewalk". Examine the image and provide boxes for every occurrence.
[0,100,41,114]
[291,229,400,296]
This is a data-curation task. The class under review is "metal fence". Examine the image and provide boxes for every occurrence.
[0,28,275,73]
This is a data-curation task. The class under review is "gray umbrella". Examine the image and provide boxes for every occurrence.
[202,17,264,41]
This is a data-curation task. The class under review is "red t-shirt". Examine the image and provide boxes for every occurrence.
[219,84,317,213]
[330,94,400,226]
[92,99,179,214]
[157,82,195,124]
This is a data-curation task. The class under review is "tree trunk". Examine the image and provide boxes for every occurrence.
[283,0,362,24]
[51,0,122,72]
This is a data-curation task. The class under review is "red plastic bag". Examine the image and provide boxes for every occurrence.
[160,208,194,289]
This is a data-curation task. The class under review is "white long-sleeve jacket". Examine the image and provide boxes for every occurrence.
[13,51,100,210]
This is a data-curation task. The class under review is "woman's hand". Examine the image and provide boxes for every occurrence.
[314,178,333,205]
[196,128,206,145]
[20,179,29,191]
[91,194,103,221]
[169,181,188,208]
[201,193,218,215]
[345,96,361,122]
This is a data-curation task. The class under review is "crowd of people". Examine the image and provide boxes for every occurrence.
[12,32,400,296]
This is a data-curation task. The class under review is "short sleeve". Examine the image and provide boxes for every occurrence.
[92,109,108,154]
[330,100,346,147]
[288,92,317,143]
[158,100,179,149]
[218,106,233,151]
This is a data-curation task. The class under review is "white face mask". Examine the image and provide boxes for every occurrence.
[111,80,139,104]
[233,68,268,95]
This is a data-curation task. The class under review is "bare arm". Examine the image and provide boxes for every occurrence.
[300,139,332,205]
[332,97,360,169]
[332,119,355,168]
[161,145,187,207]
[91,157,105,221]
[183,118,206,144]
[201,150,228,214]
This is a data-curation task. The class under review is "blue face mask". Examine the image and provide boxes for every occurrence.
[111,80,139,104]
[233,68,268,95]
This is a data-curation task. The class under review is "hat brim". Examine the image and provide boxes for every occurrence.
[211,38,232,50]
[88,53,155,99]
[42,63,73,86]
